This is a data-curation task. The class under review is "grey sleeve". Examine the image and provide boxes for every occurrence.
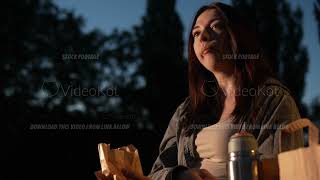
[257,94,304,159]
[148,103,188,180]
[257,94,303,159]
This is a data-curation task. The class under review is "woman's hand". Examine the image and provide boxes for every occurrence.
[121,169,152,180]
[176,168,217,180]
[94,171,113,180]
[95,170,151,180]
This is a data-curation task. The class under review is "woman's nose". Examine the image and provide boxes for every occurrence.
[199,27,217,42]
[200,28,211,42]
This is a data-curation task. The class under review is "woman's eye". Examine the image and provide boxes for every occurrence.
[193,32,200,38]
[211,24,219,29]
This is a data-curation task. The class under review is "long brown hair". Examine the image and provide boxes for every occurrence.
[183,2,272,136]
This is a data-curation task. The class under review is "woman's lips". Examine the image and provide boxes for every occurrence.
[202,48,215,56]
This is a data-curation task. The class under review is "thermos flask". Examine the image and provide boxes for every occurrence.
[227,131,261,180]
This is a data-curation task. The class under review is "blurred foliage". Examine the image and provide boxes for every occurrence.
[4,0,145,117]
[135,0,188,133]
[315,0,320,42]
[310,97,320,122]
[232,0,309,117]
[312,0,320,123]
[4,0,185,179]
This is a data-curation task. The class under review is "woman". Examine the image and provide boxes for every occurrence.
[123,2,304,180]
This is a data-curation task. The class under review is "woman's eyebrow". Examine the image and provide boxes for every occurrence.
[193,18,221,30]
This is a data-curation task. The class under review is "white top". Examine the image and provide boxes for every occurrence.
[194,117,239,180]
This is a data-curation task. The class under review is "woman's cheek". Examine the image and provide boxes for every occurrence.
[220,34,230,55]
[194,43,202,60]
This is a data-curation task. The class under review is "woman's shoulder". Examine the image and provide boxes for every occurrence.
[252,77,299,115]
[256,77,292,98]
[253,78,300,119]
[176,97,191,115]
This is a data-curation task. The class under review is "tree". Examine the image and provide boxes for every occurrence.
[310,97,320,122]
[4,0,145,117]
[4,0,108,114]
[311,0,320,123]
[315,0,320,42]
[136,0,188,134]
[4,0,154,178]
[232,0,309,116]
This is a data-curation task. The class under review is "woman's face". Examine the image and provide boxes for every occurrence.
[192,8,230,73]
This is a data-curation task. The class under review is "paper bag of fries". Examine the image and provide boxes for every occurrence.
[95,143,144,180]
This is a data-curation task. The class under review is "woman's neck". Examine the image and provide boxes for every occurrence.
[212,67,239,98]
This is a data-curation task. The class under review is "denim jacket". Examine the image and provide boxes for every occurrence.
[148,78,304,180]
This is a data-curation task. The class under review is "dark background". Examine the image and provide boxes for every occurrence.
[4,0,320,179]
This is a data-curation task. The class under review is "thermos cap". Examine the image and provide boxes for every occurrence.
[228,131,258,153]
